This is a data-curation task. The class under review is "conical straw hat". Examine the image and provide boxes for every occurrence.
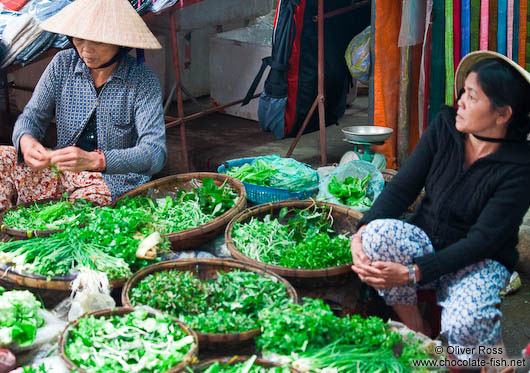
[40,0,161,50]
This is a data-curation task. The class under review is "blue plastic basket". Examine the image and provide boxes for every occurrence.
[217,157,318,204]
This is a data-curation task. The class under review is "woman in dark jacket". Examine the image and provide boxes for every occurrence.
[351,50,530,362]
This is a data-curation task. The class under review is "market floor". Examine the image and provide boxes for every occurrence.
[164,94,530,366]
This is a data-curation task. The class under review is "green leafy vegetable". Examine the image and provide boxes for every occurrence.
[2,198,93,231]
[65,309,195,373]
[232,205,351,269]
[0,289,44,347]
[198,356,290,373]
[327,174,373,208]
[130,269,290,334]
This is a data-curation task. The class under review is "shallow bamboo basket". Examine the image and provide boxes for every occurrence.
[121,258,298,348]
[59,307,198,373]
[0,266,126,308]
[226,200,362,288]
[114,172,247,250]
[0,198,91,240]
[194,356,301,372]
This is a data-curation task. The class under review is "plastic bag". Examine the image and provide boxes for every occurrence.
[257,155,319,192]
[67,268,115,322]
[317,160,384,213]
[345,26,371,83]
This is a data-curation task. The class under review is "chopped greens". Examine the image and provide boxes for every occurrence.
[232,205,351,269]
[129,269,290,334]
[196,356,290,373]
[327,174,373,208]
[65,309,195,373]
[0,288,44,347]
[1,198,93,231]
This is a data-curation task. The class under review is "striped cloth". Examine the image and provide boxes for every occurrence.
[480,0,489,50]
[470,0,480,51]
[454,0,461,72]
[514,0,520,62]
[507,0,514,58]
[489,0,498,50]
[498,0,507,55]
[445,0,454,105]
[519,0,527,66]
[429,0,445,125]
[462,0,471,57]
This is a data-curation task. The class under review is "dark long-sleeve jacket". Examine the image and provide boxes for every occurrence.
[359,106,530,284]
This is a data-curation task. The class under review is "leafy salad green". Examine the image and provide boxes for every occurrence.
[195,355,290,373]
[65,309,195,373]
[0,287,44,347]
[327,174,373,208]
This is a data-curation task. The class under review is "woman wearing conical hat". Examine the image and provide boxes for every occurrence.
[0,0,167,208]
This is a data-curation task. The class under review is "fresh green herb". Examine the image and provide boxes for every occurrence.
[130,269,290,334]
[115,177,238,235]
[21,364,47,373]
[232,205,351,269]
[65,309,195,373]
[0,290,44,347]
[257,298,437,372]
[327,174,373,208]
[2,198,93,231]
[197,355,290,373]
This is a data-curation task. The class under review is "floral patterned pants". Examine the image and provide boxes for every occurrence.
[0,146,111,209]
[361,219,510,359]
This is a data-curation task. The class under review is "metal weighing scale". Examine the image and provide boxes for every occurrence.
[339,126,394,170]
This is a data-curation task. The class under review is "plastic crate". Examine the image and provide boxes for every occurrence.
[217,157,318,204]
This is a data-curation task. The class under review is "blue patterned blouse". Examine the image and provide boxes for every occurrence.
[12,49,167,200]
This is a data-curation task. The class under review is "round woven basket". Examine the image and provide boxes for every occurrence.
[225,200,362,288]
[121,258,298,347]
[194,356,300,372]
[0,198,91,240]
[0,266,126,308]
[114,172,247,250]
[59,307,198,373]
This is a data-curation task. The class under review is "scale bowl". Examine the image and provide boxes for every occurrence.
[342,126,393,143]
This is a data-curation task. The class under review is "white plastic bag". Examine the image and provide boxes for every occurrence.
[317,160,384,213]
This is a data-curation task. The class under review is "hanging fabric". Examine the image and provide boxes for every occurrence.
[507,0,514,58]
[373,0,402,169]
[419,0,433,136]
[480,0,489,50]
[470,0,480,51]
[444,0,454,105]
[513,0,519,62]
[454,0,461,70]
[428,0,445,125]
[489,0,498,51]
[498,0,507,55]
[526,0,530,70]
[519,0,527,67]
[461,0,471,57]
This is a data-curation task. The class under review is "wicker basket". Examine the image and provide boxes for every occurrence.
[0,266,126,308]
[194,356,300,372]
[217,157,318,204]
[114,172,247,250]
[59,307,198,373]
[0,198,91,240]
[121,259,298,348]
[225,200,362,288]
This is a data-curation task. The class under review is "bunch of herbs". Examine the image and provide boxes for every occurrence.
[196,355,290,373]
[327,174,373,208]
[129,269,290,334]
